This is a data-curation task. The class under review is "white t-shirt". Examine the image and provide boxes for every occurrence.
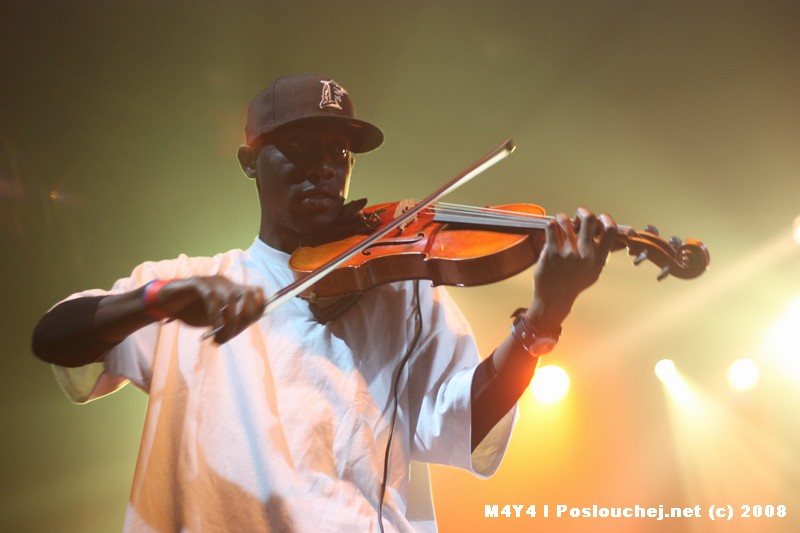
[54,238,515,532]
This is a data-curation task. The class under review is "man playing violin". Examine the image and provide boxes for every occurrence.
[32,74,617,532]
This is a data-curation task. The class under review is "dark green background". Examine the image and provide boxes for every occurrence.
[2,2,798,531]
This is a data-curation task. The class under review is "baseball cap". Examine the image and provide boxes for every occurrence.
[244,74,384,153]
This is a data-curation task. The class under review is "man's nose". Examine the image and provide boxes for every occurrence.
[303,161,335,181]
[302,150,336,181]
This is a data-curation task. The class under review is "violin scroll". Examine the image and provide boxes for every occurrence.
[620,226,710,281]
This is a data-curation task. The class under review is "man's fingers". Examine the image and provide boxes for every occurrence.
[575,207,598,256]
[203,290,225,328]
[221,293,242,342]
[214,286,266,344]
[543,216,560,252]
[555,212,576,250]
[242,287,266,323]
[596,212,618,258]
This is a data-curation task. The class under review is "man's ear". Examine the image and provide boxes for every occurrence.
[237,144,258,179]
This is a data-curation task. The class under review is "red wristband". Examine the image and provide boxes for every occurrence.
[142,279,173,321]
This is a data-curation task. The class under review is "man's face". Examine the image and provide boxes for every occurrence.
[254,121,353,251]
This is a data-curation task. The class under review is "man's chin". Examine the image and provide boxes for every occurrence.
[291,210,340,237]
[292,198,342,230]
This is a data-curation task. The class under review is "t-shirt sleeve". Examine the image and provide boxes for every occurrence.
[51,258,184,403]
[407,285,516,478]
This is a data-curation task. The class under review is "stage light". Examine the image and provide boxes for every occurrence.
[49,188,81,205]
[793,215,800,245]
[530,365,570,403]
[655,359,692,405]
[655,359,677,383]
[763,299,800,380]
[727,358,759,391]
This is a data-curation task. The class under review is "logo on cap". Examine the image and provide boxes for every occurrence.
[319,80,346,110]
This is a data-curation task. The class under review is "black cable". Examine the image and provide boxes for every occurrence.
[377,280,423,533]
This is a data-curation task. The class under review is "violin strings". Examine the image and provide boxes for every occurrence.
[427,203,552,229]
[432,208,548,229]
[438,202,550,220]
[412,202,632,234]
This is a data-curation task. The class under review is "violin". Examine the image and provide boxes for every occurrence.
[289,201,710,302]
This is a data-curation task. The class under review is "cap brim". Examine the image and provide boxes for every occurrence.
[250,115,384,154]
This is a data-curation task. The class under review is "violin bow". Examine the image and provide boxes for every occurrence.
[201,138,516,339]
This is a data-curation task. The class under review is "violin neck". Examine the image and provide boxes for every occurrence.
[432,203,632,240]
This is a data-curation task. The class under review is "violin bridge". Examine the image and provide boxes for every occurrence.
[394,199,419,233]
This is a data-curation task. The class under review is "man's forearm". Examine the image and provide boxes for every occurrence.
[470,333,539,452]
[31,288,155,367]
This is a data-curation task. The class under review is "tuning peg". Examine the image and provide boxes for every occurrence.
[633,250,648,265]
[669,236,683,248]
[644,225,659,236]
[657,265,670,281]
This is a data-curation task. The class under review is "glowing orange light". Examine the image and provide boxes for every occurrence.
[530,365,570,403]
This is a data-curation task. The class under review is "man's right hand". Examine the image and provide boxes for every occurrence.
[153,276,267,344]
